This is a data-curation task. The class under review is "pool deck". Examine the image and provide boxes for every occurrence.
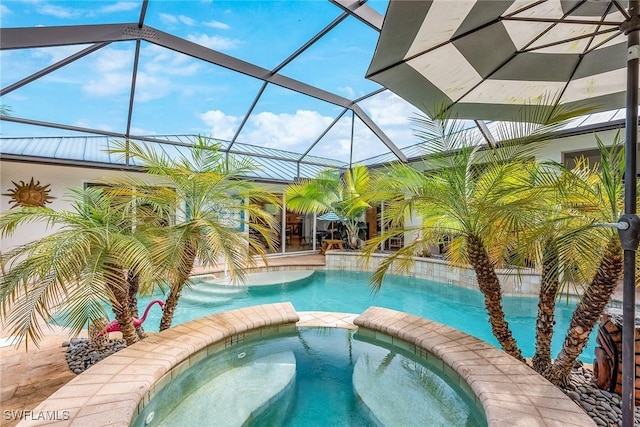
[0,252,629,426]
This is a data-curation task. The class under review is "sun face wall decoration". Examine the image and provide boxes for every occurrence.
[3,178,55,208]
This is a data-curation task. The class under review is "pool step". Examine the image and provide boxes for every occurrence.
[195,270,315,288]
[159,351,296,427]
[187,282,248,295]
[353,351,477,426]
[180,280,248,305]
[180,293,234,305]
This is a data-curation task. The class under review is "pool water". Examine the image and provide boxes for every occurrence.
[139,269,596,362]
[132,328,487,427]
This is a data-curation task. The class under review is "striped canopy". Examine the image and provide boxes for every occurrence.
[317,212,345,221]
[367,0,635,121]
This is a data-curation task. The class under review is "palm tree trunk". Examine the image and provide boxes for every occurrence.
[544,238,623,386]
[127,272,147,339]
[346,220,360,250]
[159,242,197,331]
[466,235,525,362]
[532,239,560,374]
[106,264,139,346]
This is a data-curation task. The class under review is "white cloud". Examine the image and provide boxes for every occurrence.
[100,2,139,13]
[244,110,333,149]
[178,15,196,26]
[82,70,169,102]
[93,47,132,72]
[81,48,133,97]
[159,13,178,25]
[134,72,172,102]
[82,72,131,97]
[144,59,201,77]
[307,117,387,162]
[129,126,157,136]
[37,4,80,19]
[141,44,201,76]
[32,45,90,64]
[158,13,196,27]
[78,44,201,102]
[4,92,28,102]
[186,34,239,50]
[199,110,239,140]
[360,91,418,127]
[0,4,11,15]
[357,92,422,150]
[337,86,356,99]
[196,108,391,162]
[203,20,230,30]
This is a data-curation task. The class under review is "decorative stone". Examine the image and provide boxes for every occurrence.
[567,390,580,401]
[560,365,640,427]
[581,401,594,412]
[63,337,126,375]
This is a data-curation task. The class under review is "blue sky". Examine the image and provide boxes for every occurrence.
[0,0,424,163]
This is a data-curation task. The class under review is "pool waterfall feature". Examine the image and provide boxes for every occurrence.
[19,303,594,427]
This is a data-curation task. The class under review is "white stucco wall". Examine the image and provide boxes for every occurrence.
[536,128,623,164]
[0,161,287,254]
[1,161,163,252]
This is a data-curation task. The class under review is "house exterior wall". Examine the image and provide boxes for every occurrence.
[0,160,286,253]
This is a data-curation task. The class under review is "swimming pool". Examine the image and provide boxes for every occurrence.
[138,269,597,362]
[131,327,487,427]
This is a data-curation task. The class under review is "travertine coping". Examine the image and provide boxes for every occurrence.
[354,306,596,427]
[17,303,299,427]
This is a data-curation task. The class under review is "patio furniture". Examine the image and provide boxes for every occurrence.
[320,239,344,254]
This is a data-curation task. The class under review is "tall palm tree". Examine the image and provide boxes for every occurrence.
[542,135,628,385]
[363,107,582,363]
[285,165,370,249]
[0,187,156,347]
[518,164,595,374]
[109,136,279,331]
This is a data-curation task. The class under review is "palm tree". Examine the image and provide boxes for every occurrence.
[0,187,156,347]
[109,136,279,331]
[518,163,595,374]
[541,135,628,385]
[363,107,582,363]
[285,165,370,249]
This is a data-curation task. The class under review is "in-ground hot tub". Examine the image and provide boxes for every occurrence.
[132,326,486,426]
